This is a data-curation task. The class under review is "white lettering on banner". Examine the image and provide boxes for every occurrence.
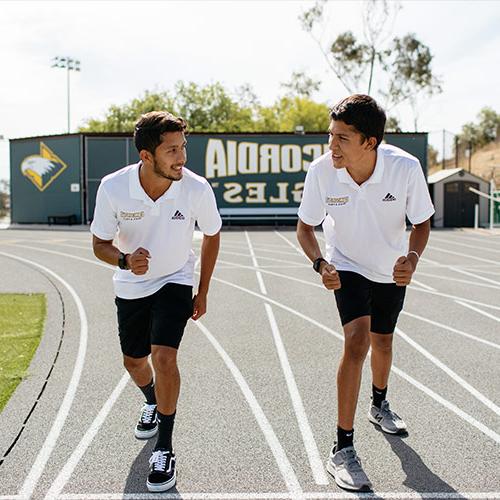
[238,142,259,174]
[270,183,289,204]
[205,139,328,178]
[246,182,266,203]
[222,182,304,204]
[223,182,244,203]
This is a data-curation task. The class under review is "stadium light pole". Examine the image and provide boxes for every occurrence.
[51,56,81,133]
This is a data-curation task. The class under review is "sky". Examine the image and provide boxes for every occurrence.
[1,0,500,181]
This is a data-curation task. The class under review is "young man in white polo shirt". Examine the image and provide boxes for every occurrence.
[297,94,434,492]
[91,111,221,492]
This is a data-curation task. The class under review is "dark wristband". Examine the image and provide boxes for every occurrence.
[118,252,129,270]
[313,257,327,273]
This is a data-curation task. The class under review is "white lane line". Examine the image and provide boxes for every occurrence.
[395,327,500,418]
[195,321,304,499]
[245,231,267,295]
[274,231,305,256]
[24,246,303,499]
[431,236,500,254]
[208,276,500,445]
[45,373,130,499]
[0,252,88,500]
[450,267,500,286]
[10,244,500,453]
[245,232,328,486]
[456,301,500,323]
[401,311,500,351]
[415,271,500,291]
[409,278,436,291]
[55,491,500,499]
[427,245,500,266]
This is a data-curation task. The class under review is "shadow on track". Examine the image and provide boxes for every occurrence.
[377,427,466,499]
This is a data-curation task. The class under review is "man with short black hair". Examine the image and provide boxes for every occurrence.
[297,94,434,492]
[91,111,221,492]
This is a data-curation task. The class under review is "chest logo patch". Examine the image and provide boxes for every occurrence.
[326,196,349,206]
[120,210,144,221]
[382,193,397,202]
[172,210,185,220]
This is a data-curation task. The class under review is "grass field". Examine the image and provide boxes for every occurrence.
[0,293,46,412]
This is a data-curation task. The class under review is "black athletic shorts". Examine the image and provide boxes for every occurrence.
[115,282,194,358]
[333,271,406,334]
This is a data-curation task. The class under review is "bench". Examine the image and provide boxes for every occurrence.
[48,214,77,225]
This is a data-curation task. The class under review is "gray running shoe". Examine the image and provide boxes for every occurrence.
[368,400,407,434]
[326,445,372,492]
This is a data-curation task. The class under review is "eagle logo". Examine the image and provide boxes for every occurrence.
[20,143,68,192]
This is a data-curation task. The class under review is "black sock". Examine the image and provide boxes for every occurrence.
[336,426,354,451]
[155,411,176,451]
[138,379,156,405]
[372,384,387,408]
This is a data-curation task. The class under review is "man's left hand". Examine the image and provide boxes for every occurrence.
[192,292,207,321]
[392,255,416,286]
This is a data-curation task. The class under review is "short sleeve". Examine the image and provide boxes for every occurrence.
[90,183,118,240]
[298,167,326,226]
[195,184,222,236]
[406,163,435,224]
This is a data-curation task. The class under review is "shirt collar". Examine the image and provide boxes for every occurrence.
[129,161,182,203]
[335,149,385,187]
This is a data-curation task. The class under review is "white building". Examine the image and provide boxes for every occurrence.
[428,168,490,228]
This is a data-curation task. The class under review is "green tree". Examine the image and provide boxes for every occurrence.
[79,82,257,133]
[0,179,10,217]
[458,107,500,149]
[281,71,321,98]
[255,96,330,132]
[299,0,441,119]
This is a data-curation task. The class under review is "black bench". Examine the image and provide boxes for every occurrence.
[48,214,77,225]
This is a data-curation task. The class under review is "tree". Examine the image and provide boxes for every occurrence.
[255,96,330,132]
[0,179,10,217]
[281,71,321,98]
[457,107,500,149]
[385,116,401,132]
[79,82,257,133]
[299,0,441,121]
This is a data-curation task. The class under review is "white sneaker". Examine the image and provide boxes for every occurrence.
[326,445,372,491]
[368,400,407,434]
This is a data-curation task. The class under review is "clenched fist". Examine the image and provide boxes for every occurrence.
[127,247,151,275]
[392,255,416,286]
[321,263,342,290]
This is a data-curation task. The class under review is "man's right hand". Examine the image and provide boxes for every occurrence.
[320,262,341,290]
[126,247,150,275]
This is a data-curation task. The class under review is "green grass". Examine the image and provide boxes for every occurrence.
[0,293,46,412]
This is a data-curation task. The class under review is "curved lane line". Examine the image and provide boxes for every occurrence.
[45,373,130,499]
[0,252,88,500]
[8,245,500,448]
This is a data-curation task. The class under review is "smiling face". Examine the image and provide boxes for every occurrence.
[328,120,376,169]
[149,131,187,182]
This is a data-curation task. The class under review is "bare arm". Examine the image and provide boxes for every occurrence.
[296,219,341,290]
[92,235,150,275]
[393,219,431,285]
[192,231,220,320]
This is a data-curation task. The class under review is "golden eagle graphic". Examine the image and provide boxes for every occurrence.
[21,143,68,192]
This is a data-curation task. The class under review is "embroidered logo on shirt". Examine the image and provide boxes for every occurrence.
[119,210,144,221]
[382,193,396,202]
[171,210,185,220]
[326,196,349,206]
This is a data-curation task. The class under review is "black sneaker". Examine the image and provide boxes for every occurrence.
[147,449,176,492]
[134,402,158,439]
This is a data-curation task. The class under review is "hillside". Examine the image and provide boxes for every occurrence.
[429,140,500,188]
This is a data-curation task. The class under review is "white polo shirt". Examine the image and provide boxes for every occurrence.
[298,144,435,283]
[90,162,222,299]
